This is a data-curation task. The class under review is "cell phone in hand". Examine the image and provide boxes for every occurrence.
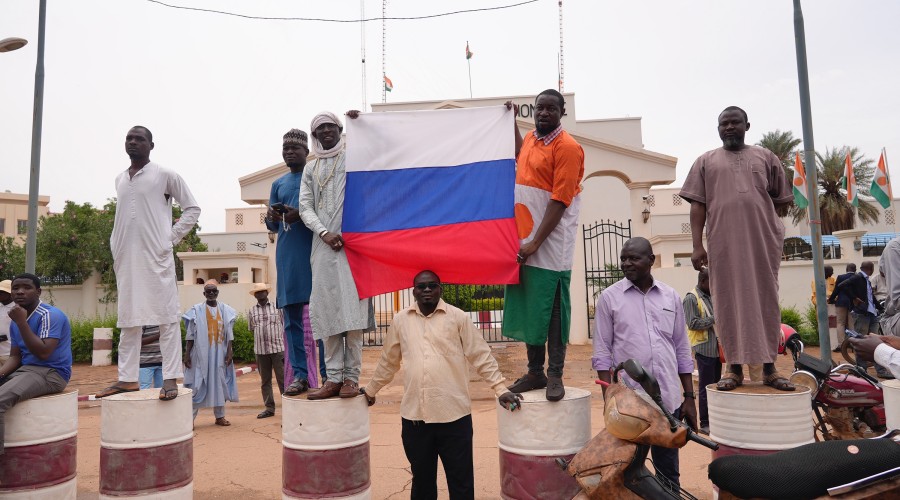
[271,203,288,214]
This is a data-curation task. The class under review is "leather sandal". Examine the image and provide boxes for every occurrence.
[763,371,796,391]
[716,372,742,391]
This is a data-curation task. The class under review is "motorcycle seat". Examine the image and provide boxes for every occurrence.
[709,438,900,499]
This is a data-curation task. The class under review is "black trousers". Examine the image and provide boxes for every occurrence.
[401,415,474,500]
[695,352,722,427]
[651,408,681,486]
[526,284,566,377]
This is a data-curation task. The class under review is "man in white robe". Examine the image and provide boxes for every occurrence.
[300,111,372,400]
[183,281,239,425]
[97,126,200,401]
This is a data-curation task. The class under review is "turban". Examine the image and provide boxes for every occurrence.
[310,111,345,158]
[283,129,308,150]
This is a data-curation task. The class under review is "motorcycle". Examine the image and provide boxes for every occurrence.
[559,359,719,499]
[786,331,887,440]
[560,359,900,499]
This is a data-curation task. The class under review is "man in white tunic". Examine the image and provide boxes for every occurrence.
[97,126,200,401]
[300,112,371,400]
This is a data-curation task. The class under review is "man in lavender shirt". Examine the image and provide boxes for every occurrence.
[592,237,697,485]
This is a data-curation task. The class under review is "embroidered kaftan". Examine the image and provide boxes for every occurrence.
[183,302,239,408]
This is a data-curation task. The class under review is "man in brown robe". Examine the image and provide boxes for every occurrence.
[679,106,795,391]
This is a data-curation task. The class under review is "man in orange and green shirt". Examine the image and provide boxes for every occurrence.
[503,89,585,402]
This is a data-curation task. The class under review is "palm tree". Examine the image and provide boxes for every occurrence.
[787,146,878,234]
[758,130,802,173]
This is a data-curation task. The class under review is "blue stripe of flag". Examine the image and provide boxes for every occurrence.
[343,158,515,233]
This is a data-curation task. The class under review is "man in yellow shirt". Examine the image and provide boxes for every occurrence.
[361,270,521,499]
[810,265,836,304]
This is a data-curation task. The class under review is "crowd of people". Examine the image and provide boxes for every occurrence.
[1,96,899,498]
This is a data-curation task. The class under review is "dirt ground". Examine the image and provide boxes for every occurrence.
[65,342,817,499]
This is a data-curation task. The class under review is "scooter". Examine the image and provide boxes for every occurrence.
[786,331,887,440]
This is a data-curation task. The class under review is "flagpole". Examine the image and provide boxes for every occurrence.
[793,0,831,359]
[886,147,898,238]
[467,40,473,98]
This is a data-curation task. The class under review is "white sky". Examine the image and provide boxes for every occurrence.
[1,0,898,233]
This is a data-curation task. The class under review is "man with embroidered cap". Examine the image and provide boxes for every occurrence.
[266,128,325,396]
[183,280,239,426]
[502,90,585,402]
[300,111,373,400]
[98,125,201,401]
[0,273,72,455]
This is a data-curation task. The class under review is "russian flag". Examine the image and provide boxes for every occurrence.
[343,105,520,298]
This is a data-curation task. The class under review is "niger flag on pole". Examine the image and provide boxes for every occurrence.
[870,150,892,209]
[845,152,859,207]
[383,75,393,92]
[792,152,808,209]
[466,42,473,60]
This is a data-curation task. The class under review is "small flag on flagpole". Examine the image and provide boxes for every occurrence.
[466,42,473,60]
[871,150,892,209]
[383,75,393,92]
[792,152,808,209]
[845,152,858,207]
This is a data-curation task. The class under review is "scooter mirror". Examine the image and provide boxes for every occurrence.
[622,359,663,401]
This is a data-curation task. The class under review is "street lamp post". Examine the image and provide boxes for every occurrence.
[25,0,47,274]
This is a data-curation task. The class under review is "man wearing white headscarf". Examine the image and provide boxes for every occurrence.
[300,111,372,400]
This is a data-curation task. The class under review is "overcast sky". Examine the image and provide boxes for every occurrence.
[1,0,898,233]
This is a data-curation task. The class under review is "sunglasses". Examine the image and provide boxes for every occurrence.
[415,282,441,291]
[204,289,219,295]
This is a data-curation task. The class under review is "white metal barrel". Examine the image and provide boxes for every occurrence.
[708,382,813,456]
[99,388,193,499]
[497,386,590,500]
[282,395,371,499]
[884,379,900,430]
[0,390,78,499]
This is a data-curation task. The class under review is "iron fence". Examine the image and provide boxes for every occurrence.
[583,219,632,337]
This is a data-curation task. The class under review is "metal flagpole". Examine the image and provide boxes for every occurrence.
[25,0,47,274]
[793,0,831,359]
[885,148,898,239]
[360,0,367,110]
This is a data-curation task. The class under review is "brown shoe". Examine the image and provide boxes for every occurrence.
[339,379,360,398]
[507,372,548,393]
[307,381,342,400]
[546,376,565,401]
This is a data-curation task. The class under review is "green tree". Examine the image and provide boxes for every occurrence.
[0,236,25,280]
[33,198,206,299]
[785,146,878,234]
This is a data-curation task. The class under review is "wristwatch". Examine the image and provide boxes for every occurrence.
[683,391,696,399]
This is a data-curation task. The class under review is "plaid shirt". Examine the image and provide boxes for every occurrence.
[248,301,285,355]
[533,123,564,145]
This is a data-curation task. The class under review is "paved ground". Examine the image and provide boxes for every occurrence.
[67,342,813,499]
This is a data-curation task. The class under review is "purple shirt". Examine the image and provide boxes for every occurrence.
[592,277,694,413]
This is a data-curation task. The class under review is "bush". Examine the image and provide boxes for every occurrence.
[442,285,476,311]
[798,328,820,346]
[780,306,804,332]
[68,313,257,364]
[804,303,818,333]
[471,298,504,311]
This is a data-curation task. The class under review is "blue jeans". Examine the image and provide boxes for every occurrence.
[139,366,163,389]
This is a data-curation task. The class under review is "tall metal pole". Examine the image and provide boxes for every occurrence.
[558,0,564,92]
[793,0,830,359]
[381,0,387,104]
[360,0,367,110]
[25,0,47,274]
[467,40,472,98]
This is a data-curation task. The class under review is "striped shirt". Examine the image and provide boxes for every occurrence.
[140,325,163,367]
[682,288,718,358]
[248,301,285,355]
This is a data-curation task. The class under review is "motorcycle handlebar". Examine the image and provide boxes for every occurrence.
[687,430,719,451]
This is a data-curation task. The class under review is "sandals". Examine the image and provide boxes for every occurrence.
[215,417,231,426]
[257,410,275,419]
[763,371,796,391]
[159,381,179,401]
[716,372,743,391]
[95,384,139,398]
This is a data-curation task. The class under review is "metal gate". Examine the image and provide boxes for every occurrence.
[583,219,632,337]
[367,284,517,347]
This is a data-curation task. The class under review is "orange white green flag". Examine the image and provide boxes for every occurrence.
[870,150,892,209]
[792,152,808,209]
[845,152,858,207]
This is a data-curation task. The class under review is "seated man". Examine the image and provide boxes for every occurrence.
[0,273,72,455]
